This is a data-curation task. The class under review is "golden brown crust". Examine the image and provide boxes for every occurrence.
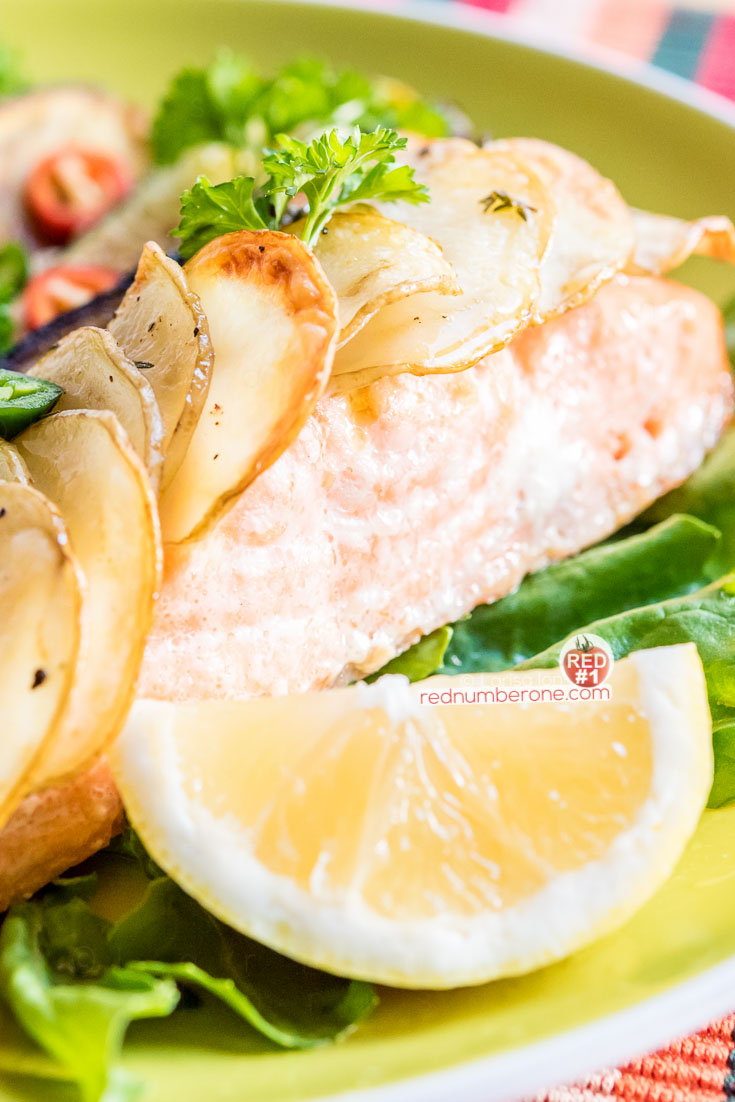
[0,758,123,912]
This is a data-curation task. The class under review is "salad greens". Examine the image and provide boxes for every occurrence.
[152,52,451,165]
[0,883,179,1102]
[442,514,721,673]
[517,577,735,809]
[365,626,453,683]
[174,127,428,257]
[0,241,28,355]
[641,428,735,578]
[0,843,376,1102]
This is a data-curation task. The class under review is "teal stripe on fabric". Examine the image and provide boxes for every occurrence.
[651,9,716,80]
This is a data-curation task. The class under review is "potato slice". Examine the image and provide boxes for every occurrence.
[628,209,735,275]
[331,138,552,389]
[0,441,30,483]
[308,207,459,346]
[159,230,338,543]
[108,242,213,489]
[0,86,147,248]
[30,326,165,489]
[0,482,82,826]
[17,410,161,787]
[491,138,635,320]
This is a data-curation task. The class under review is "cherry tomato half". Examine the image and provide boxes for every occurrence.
[24,148,132,245]
[24,265,121,329]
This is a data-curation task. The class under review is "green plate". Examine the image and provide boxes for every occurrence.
[2,3,735,1099]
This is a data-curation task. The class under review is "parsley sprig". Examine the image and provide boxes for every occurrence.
[152,52,451,166]
[174,128,429,259]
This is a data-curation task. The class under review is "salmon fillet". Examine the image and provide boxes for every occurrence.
[0,272,731,908]
[141,274,732,699]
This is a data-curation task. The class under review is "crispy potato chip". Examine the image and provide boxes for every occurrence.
[331,138,551,389]
[30,326,165,489]
[0,441,30,484]
[307,207,459,346]
[0,86,147,247]
[491,138,635,320]
[628,209,735,275]
[159,230,338,543]
[17,410,161,788]
[108,242,213,490]
[0,482,82,827]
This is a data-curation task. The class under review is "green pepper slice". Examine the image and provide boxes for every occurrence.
[0,368,62,440]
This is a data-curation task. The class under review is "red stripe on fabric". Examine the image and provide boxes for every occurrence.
[534,1016,735,1102]
[587,0,670,61]
[696,15,735,101]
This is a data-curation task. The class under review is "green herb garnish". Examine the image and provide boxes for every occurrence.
[174,127,429,258]
[480,189,536,221]
[0,241,29,356]
[152,52,451,165]
[0,368,62,439]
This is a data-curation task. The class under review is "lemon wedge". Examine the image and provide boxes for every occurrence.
[111,644,712,989]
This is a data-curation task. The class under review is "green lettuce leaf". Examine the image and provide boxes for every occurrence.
[0,853,377,1102]
[442,514,720,674]
[0,891,179,1102]
[109,876,376,1049]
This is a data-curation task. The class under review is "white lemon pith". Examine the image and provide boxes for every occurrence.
[111,643,712,989]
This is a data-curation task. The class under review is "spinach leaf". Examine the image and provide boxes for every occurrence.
[643,428,735,577]
[515,575,735,807]
[442,515,720,674]
[366,625,453,682]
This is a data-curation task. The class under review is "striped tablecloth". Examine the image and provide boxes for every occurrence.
[430,0,735,1098]
[440,0,735,100]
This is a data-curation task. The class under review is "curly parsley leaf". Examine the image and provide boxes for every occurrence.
[174,127,429,258]
[151,52,451,165]
[175,175,270,259]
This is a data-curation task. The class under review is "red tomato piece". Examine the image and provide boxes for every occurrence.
[24,148,132,244]
[24,265,121,329]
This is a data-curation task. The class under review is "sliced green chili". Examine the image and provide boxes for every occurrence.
[0,368,62,439]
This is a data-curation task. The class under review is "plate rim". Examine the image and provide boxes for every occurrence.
[262,0,735,130]
[7,3,735,1100]
[327,956,735,1102]
[253,3,735,1099]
